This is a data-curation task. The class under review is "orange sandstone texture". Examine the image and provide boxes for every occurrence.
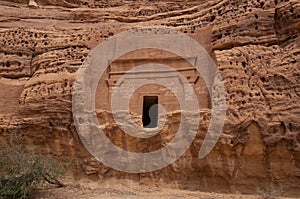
[0,0,299,196]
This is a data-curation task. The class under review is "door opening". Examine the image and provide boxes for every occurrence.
[142,96,158,128]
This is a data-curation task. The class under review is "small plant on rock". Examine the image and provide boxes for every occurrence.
[0,139,65,199]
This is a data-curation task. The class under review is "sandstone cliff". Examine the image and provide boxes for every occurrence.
[0,0,299,196]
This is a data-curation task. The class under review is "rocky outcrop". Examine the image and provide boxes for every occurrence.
[0,0,299,196]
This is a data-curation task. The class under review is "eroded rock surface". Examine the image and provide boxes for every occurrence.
[0,0,299,196]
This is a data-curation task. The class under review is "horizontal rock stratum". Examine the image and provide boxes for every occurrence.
[0,0,299,196]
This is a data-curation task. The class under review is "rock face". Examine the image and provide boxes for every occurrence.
[0,0,299,196]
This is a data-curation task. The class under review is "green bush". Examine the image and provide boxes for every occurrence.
[0,140,65,199]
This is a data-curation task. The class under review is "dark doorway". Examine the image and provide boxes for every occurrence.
[142,96,158,128]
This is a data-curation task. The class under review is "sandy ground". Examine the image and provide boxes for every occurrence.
[33,178,300,199]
